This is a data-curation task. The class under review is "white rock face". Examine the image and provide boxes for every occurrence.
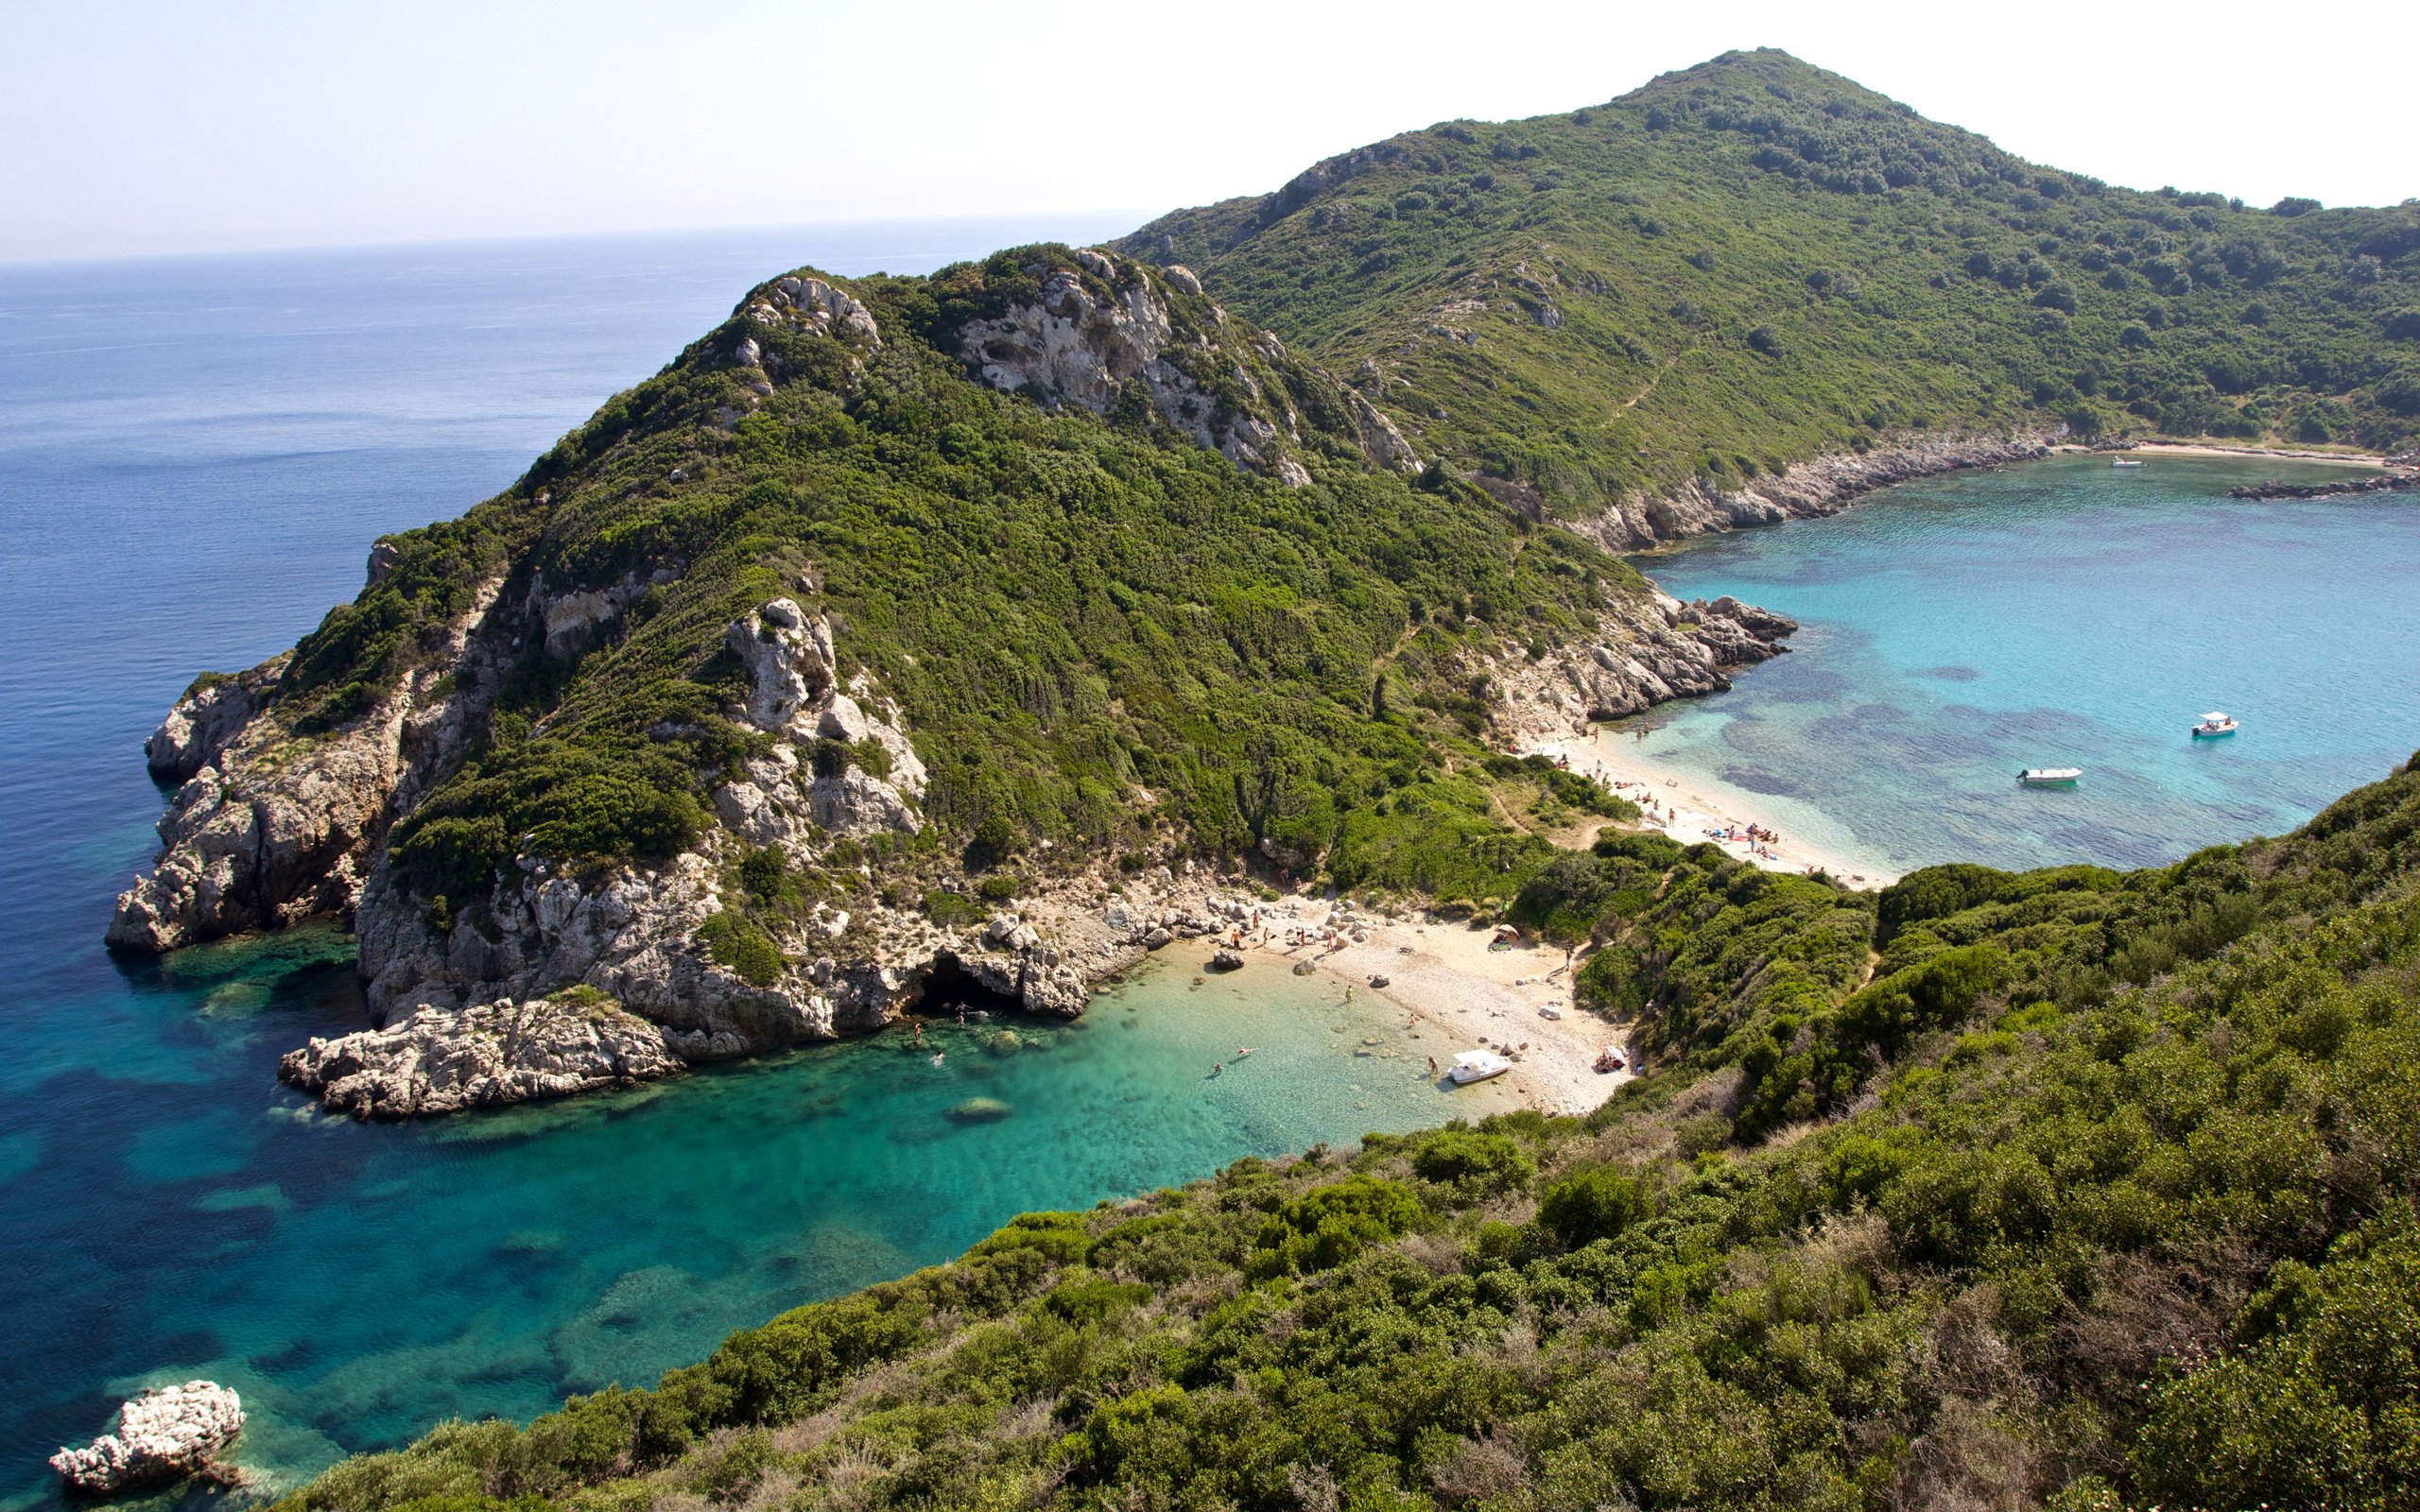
[279,995,683,1120]
[959,265,1172,414]
[768,275,881,347]
[722,597,924,836]
[51,1382,244,1492]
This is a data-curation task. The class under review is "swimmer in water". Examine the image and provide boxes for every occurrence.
[1236,1046,1255,1057]
[930,1052,944,1068]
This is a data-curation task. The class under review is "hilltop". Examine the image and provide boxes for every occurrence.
[1122,48,2420,541]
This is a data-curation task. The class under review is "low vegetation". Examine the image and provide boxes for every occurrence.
[276,755,2420,1510]
[1126,47,2420,518]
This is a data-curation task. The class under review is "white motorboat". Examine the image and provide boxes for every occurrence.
[2018,767,2082,787]
[2191,712,2239,739]
[1448,1050,1512,1085]
[2111,458,2145,468]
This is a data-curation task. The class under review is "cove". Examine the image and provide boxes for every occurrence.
[1,937,1498,1505]
[1616,453,2420,877]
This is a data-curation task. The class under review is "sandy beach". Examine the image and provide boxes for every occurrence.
[2058,440,2395,468]
[1200,901,1638,1118]
[1530,730,1900,889]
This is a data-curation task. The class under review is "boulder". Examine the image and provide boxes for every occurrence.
[51,1382,244,1493]
[279,995,683,1120]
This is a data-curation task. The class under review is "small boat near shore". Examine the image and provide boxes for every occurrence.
[2191,712,2239,739]
[2018,767,2082,787]
[1448,1049,1512,1085]
[2111,458,2145,468]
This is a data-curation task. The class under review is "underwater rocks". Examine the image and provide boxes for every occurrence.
[51,1381,245,1493]
[279,995,683,1120]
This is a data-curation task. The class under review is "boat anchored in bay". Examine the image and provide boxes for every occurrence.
[2191,711,2239,739]
[2018,767,2083,787]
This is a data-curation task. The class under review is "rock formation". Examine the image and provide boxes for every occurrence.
[953,249,1418,478]
[1570,432,2057,552]
[1493,593,1798,745]
[51,1382,244,1493]
[279,994,684,1119]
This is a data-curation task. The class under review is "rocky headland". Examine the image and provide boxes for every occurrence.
[108,246,1809,1123]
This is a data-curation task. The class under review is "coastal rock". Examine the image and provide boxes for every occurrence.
[1491,593,1797,743]
[111,574,510,952]
[50,1382,244,1493]
[1572,431,2058,552]
[279,995,683,1120]
[143,665,273,783]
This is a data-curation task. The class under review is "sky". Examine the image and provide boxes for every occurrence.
[5,0,2415,265]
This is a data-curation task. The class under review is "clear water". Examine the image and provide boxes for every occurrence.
[0,223,1510,1507]
[1617,454,2420,876]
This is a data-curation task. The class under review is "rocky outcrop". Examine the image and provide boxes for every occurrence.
[51,1382,244,1493]
[1570,432,2058,552]
[108,576,508,953]
[1492,593,1797,744]
[108,698,412,953]
[953,250,1415,478]
[144,665,273,782]
[2228,470,2416,500]
[279,995,684,1120]
[716,597,927,840]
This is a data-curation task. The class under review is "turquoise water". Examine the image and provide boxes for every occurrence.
[0,222,1524,1507]
[13,939,1486,1501]
[1618,454,2420,876]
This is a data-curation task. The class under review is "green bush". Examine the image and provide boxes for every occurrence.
[1537,1165,1651,1247]
[695,912,784,987]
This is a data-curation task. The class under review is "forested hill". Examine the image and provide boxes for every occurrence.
[1119,48,2420,520]
[283,752,2420,1510]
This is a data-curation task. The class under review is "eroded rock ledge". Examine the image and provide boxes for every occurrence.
[1570,431,2058,552]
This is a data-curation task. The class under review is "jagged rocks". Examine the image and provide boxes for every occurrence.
[279,995,683,1120]
[952,250,1412,479]
[1573,432,2057,551]
[144,666,272,782]
[50,1382,245,1493]
[1209,949,1245,972]
[1492,593,1797,744]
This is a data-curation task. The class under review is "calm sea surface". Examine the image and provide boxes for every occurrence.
[1620,454,2420,876]
[0,222,1511,1508]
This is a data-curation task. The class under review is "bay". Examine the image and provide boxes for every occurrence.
[1616,453,2420,876]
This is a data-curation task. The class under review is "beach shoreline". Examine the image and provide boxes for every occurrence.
[1530,729,1901,890]
[1196,905,1638,1119]
[2057,440,2394,467]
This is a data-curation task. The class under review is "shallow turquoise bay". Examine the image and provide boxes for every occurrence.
[1616,454,2420,876]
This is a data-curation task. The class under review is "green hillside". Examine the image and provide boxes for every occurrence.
[259,247,1653,929]
[1122,48,2420,519]
[280,754,2420,1511]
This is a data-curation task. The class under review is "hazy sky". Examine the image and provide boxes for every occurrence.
[6,0,2413,264]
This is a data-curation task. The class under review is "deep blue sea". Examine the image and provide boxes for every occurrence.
[0,221,1516,1509]
[1619,454,2420,876]
[4,227,2417,1508]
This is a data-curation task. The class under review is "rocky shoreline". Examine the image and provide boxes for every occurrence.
[51,1382,245,1494]
[1570,430,2059,554]
[2228,471,2417,501]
